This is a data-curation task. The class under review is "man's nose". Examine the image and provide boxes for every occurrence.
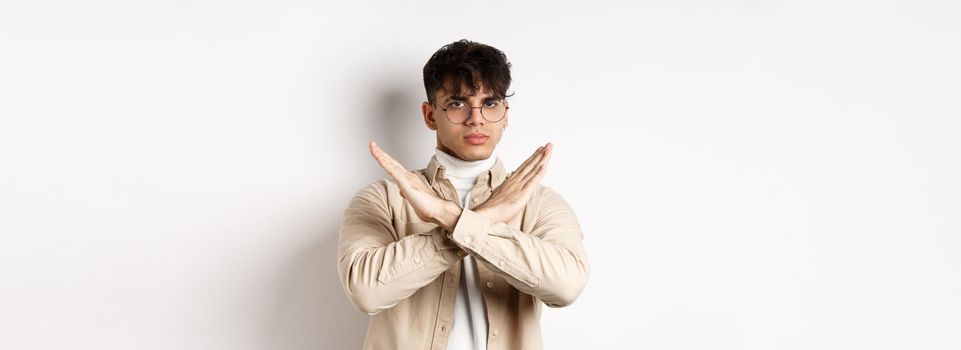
[465,107,485,126]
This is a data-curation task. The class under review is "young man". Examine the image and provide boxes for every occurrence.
[337,39,590,350]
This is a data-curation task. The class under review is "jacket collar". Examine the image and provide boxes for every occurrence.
[425,153,507,190]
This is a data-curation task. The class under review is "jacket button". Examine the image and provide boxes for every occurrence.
[472,197,480,203]
[498,260,505,267]
[492,329,498,336]
[486,281,494,288]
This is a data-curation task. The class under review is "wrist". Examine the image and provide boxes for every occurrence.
[473,206,500,223]
[434,201,462,231]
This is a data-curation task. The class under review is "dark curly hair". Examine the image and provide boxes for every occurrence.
[423,39,513,105]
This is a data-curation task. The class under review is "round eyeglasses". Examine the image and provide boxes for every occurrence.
[438,100,509,124]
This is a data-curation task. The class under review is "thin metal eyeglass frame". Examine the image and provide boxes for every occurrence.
[437,100,509,124]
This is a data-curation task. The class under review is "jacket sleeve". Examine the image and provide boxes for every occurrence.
[337,181,466,315]
[448,185,590,308]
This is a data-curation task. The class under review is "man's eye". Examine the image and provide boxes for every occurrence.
[484,101,499,108]
[448,101,465,108]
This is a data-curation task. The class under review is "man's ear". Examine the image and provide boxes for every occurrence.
[422,101,438,130]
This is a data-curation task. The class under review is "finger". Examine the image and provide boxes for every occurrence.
[513,145,547,180]
[523,164,548,191]
[521,143,552,184]
[369,141,410,181]
[515,143,551,180]
[522,145,551,189]
[540,143,553,167]
[512,146,543,176]
[371,142,408,175]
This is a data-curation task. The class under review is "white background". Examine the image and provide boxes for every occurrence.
[2,1,959,349]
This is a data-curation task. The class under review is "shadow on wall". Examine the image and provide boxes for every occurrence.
[262,225,369,350]
[364,64,435,168]
[260,62,428,349]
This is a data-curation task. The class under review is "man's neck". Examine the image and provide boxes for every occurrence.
[434,148,495,180]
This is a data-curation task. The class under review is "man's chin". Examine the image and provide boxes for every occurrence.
[456,148,493,161]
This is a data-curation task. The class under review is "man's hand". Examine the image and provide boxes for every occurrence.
[369,141,462,231]
[474,143,553,223]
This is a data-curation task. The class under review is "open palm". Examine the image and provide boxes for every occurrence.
[368,142,451,225]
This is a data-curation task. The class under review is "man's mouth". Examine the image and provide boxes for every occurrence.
[464,133,489,145]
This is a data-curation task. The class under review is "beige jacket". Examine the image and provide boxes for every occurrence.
[337,155,590,350]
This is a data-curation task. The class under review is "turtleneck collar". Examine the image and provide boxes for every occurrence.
[433,147,496,180]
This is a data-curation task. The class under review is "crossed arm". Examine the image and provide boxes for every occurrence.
[337,142,589,315]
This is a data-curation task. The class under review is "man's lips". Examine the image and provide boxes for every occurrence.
[464,133,488,145]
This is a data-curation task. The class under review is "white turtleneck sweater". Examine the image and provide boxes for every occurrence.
[434,148,495,350]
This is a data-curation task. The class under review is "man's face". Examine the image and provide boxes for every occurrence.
[421,84,509,161]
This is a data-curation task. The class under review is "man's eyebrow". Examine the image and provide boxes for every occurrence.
[444,95,501,102]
